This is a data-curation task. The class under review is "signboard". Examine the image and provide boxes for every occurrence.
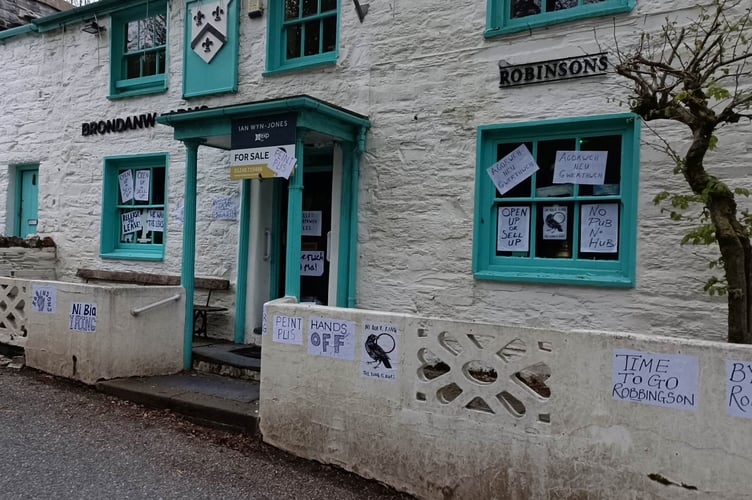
[727,360,752,418]
[497,206,530,252]
[580,203,618,253]
[118,170,134,203]
[134,170,150,201]
[145,209,164,232]
[612,349,698,411]
[301,251,325,277]
[302,211,322,236]
[553,151,608,185]
[486,144,539,196]
[272,315,303,345]
[121,210,143,236]
[542,206,567,240]
[499,53,608,88]
[230,113,296,180]
[69,302,97,333]
[360,321,399,381]
[211,195,239,220]
[31,285,56,314]
[308,316,356,360]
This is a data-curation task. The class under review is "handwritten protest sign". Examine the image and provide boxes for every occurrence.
[118,170,134,203]
[497,206,530,252]
[134,170,150,201]
[486,144,539,196]
[580,203,618,253]
[69,302,97,333]
[300,251,325,276]
[553,151,607,185]
[212,196,239,220]
[726,360,752,418]
[272,314,303,345]
[302,211,322,237]
[145,209,164,232]
[612,348,698,411]
[308,316,356,360]
[269,148,297,179]
[121,210,142,236]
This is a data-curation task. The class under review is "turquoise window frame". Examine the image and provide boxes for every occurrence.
[264,0,339,75]
[485,0,635,37]
[108,1,168,99]
[473,113,640,287]
[100,153,168,261]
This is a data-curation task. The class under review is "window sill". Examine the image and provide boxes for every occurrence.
[108,82,168,100]
[263,57,337,77]
[473,269,634,288]
[100,250,164,262]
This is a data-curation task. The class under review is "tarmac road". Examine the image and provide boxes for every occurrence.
[0,367,412,500]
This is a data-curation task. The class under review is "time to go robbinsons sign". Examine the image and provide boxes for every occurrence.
[230,113,297,180]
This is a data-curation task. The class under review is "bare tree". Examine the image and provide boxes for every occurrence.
[614,0,752,343]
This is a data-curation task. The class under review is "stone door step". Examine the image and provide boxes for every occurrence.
[192,341,261,382]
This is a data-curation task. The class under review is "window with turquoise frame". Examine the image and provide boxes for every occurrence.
[485,0,634,37]
[473,114,640,287]
[265,0,339,74]
[109,1,168,98]
[101,153,168,260]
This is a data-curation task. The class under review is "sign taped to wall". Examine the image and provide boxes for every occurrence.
[31,285,56,314]
[308,316,355,360]
[69,302,97,333]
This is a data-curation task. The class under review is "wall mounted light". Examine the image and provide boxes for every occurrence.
[81,19,105,34]
[246,0,264,19]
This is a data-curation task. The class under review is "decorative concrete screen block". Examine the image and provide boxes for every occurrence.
[0,278,29,347]
[411,318,552,426]
[24,280,185,384]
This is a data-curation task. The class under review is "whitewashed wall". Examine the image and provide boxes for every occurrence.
[261,298,752,499]
[0,1,748,342]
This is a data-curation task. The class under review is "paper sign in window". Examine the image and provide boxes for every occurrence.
[121,210,143,236]
[486,144,539,195]
[542,206,567,240]
[302,211,322,236]
[300,251,325,276]
[118,170,134,203]
[145,209,164,232]
[553,151,607,185]
[580,203,618,253]
[497,206,530,252]
[134,170,150,201]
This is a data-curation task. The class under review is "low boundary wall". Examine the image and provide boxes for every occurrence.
[0,277,184,384]
[260,298,752,499]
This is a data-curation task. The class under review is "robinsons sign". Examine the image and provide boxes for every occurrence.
[499,52,608,88]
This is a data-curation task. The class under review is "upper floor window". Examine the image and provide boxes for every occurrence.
[473,114,640,287]
[101,153,168,260]
[485,0,634,37]
[265,0,339,74]
[109,2,168,98]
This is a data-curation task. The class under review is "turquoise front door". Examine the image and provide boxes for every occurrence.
[18,167,39,238]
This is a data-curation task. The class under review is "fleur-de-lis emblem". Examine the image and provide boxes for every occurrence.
[212,6,224,22]
[202,37,214,53]
[193,9,205,26]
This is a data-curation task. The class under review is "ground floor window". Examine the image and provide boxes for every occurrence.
[473,113,640,286]
[101,153,168,260]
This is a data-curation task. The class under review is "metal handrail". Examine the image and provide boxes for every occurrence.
[130,294,181,316]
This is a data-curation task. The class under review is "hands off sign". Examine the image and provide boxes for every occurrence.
[612,349,698,411]
[308,316,355,360]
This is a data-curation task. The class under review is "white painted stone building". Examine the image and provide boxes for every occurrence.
[0,0,746,347]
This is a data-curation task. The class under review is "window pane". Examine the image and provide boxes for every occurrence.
[511,0,541,18]
[535,138,576,197]
[321,0,337,12]
[496,142,533,198]
[303,0,317,17]
[286,25,301,59]
[536,202,574,258]
[546,0,578,12]
[125,54,141,79]
[142,52,158,77]
[322,16,337,53]
[583,0,604,4]
[304,20,320,56]
[578,135,622,196]
[285,0,299,20]
[157,49,166,74]
[152,168,166,205]
[125,21,139,51]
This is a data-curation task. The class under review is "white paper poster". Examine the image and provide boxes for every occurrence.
[272,315,303,345]
[118,170,134,203]
[612,349,698,411]
[726,360,752,418]
[497,206,530,252]
[145,209,164,232]
[542,206,567,240]
[302,211,322,237]
[580,203,618,253]
[69,302,97,333]
[31,285,56,314]
[173,200,184,226]
[121,210,143,236]
[360,321,399,381]
[486,144,539,196]
[211,195,239,220]
[308,316,356,360]
[553,151,608,185]
[300,251,325,277]
[134,170,150,201]
[269,148,297,179]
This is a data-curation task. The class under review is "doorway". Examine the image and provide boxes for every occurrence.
[15,165,39,238]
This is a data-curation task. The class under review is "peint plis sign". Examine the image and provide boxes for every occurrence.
[230,113,297,180]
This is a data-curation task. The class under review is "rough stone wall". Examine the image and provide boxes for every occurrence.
[0,0,69,30]
[0,247,56,279]
[0,1,748,342]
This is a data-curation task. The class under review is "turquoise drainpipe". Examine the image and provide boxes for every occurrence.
[181,139,201,369]
[347,127,367,307]
[284,131,306,299]
[234,179,251,343]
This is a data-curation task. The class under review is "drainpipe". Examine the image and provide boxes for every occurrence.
[347,127,367,308]
[181,139,202,370]
[284,131,306,299]
[234,179,251,344]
